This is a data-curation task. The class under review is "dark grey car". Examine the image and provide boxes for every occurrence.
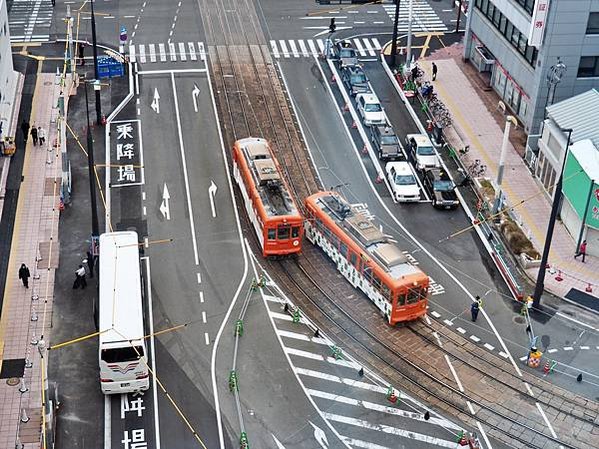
[371,125,403,160]
[341,66,371,96]
[333,41,358,68]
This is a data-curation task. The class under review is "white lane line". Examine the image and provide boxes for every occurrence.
[148,43,156,62]
[536,402,558,438]
[498,351,509,358]
[352,38,366,56]
[143,206,146,215]
[340,437,389,449]
[204,332,210,345]
[158,43,166,62]
[199,291,204,303]
[469,335,481,343]
[270,311,296,322]
[443,319,453,326]
[308,39,318,56]
[483,343,495,351]
[197,272,202,283]
[288,40,300,58]
[373,21,386,24]
[519,356,528,361]
[188,42,197,61]
[286,347,322,361]
[279,40,290,58]
[323,413,458,448]
[141,190,145,200]
[444,354,464,392]
[295,367,388,395]
[143,257,161,449]
[556,312,599,331]
[198,42,206,61]
[169,42,177,61]
[202,311,207,323]
[362,38,376,56]
[270,40,279,58]
[580,346,590,350]
[178,42,187,61]
[139,44,146,63]
[547,348,558,354]
[456,327,466,334]
[466,401,475,415]
[297,39,308,56]
[170,73,199,265]
[524,382,534,396]
[430,310,441,318]
[317,39,325,53]
[277,329,331,346]
[129,44,136,62]
[475,421,493,449]
[563,346,573,351]
[308,389,461,429]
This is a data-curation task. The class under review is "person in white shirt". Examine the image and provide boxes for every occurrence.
[38,127,46,146]
[73,264,87,289]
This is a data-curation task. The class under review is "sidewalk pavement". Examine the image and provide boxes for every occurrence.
[420,45,599,302]
[0,73,69,449]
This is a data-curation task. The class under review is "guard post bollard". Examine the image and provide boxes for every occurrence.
[235,320,244,338]
[292,308,301,323]
[331,345,342,360]
[229,370,238,393]
[239,432,249,449]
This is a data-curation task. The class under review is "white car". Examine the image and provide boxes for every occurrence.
[406,134,439,170]
[386,161,421,202]
[356,93,386,126]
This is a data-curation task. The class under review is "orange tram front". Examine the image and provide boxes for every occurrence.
[232,137,304,257]
[304,191,429,324]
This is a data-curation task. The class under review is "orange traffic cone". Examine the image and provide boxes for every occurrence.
[362,145,368,155]
[351,121,357,129]
[343,103,349,112]
[375,174,383,184]
[586,283,593,293]
[555,270,563,282]
[543,360,550,374]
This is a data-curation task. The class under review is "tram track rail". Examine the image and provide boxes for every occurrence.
[272,251,598,449]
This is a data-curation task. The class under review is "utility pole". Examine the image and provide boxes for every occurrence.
[532,128,573,308]
[493,101,518,213]
[455,0,462,33]
[390,0,401,67]
[90,0,102,125]
[84,82,100,239]
[406,0,414,68]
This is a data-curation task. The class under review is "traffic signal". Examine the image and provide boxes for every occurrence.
[329,18,336,33]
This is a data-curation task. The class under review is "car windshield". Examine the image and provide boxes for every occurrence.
[340,49,355,58]
[395,174,415,186]
[417,145,435,156]
[434,180,454,191]
[351,73,367,83]
[381,135,398,145]
[364,103,382,112]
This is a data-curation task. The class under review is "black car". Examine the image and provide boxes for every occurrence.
[341,66,370,96]
[422,168,459,209]
[371,125,402,160]
[332,41,358,68]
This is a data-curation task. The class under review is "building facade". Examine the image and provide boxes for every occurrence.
[0,0,18,140]
[464,0,599,134]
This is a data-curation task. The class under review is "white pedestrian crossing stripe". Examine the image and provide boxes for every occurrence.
[269,38,382,59]
[9,0,54,43]
[382,0,448,32]
[127,42,206,64]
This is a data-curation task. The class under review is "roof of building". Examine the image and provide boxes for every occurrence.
[547,89,599,148]
[569,139,599,181]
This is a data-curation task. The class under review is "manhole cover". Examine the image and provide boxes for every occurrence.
[513,315,525,324]
[44,81,52,86]
[6,377,20,386]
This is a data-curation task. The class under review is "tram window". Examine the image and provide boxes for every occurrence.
[332,235,340,249]
[397,293,406,306]
[267,228,276,240]
[292,226,300,238]
[406,288,420,304]
[278,225,290,239]
[381,284,391,301]
[363,266,373,282]
[349,252,358,268]
[340,242,348,258]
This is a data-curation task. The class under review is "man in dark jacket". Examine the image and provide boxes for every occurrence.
[18,263,31,288]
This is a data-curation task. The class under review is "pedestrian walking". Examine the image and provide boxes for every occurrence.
[30,126,38,146]
[18,263,31,288]
[470,298,480,322]
[85,250,96,278]
[73,264,87,289]
[78,43,85,66]
[574,240,587,263]
[432,62,438,81]
[21,120,30,144]
[38,126,46,146]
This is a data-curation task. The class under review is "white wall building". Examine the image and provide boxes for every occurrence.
[0,0,19,140]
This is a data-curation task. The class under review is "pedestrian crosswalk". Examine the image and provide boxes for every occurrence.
[270,38,382,59]
[8,0,54,43]
[127,41,206,64]
[382,0,448,32]
[260,286,462,449]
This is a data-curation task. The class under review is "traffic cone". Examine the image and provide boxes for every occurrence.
[351,121,357,129]
[362,145,368,155]
[543,360,550,374]
[343,103,349,112]
[331,74,336,83]
[20,408,30,423]
[555,270,563,282]
[586,283,593,293]
[375,174,383,184]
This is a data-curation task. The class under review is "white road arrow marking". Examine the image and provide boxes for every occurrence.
[151,87,160,114]
[159,183,171,220]
[310,422,329,448]
[208,180,217,218]
[192,83,201,113]
[271,435,287,449]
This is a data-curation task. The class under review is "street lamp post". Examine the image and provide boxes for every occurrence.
[90,0,102,125]
[84,81,100,239]
[493,101,518,213]
[532,128,573,308]
[390,0,401,67]
[406,0,414,68]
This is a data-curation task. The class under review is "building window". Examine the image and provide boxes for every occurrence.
[577,56,599,77]
[587,12,599,34]
[515,0,534,15]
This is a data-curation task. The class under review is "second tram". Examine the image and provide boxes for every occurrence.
[233,137,304,257]
[305,191,429,324]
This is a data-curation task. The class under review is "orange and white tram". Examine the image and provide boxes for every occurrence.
[304,191,429,324]
[233,137,304,257]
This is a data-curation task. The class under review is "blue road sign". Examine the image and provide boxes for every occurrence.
[97,55,124,78]
[120,25,127,42]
